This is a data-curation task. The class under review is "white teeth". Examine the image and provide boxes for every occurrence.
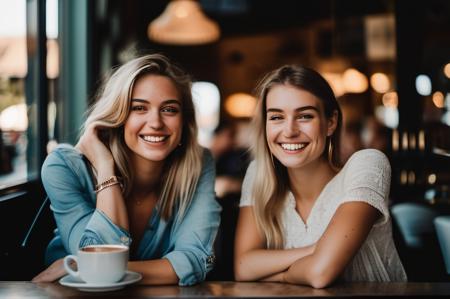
[281,143,306,151]
[142,135,167,143]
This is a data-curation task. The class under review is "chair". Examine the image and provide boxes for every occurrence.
[391,202,439,249]
[206,194,240,281]
[434,216,450,275]
[391,202,446,281]
[0,186,55,280]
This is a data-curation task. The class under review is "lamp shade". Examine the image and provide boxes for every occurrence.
[148,0,220,45]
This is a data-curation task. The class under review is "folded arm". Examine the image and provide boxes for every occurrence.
[234,206,315,282]
[284,202,380,288]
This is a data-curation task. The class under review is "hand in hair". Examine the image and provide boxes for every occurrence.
[76,123,115,173]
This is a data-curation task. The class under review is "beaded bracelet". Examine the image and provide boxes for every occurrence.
[95,176,123,194]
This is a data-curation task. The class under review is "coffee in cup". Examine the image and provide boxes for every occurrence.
[63,244,129,284]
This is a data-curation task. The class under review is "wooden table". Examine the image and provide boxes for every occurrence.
[1,281,450,298]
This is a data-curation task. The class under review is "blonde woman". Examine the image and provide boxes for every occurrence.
[234,65,406,288]
[32,54,221,285]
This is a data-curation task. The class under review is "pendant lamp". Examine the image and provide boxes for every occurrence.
[148,0,220,45]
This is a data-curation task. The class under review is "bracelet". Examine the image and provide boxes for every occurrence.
[95,176,123,194]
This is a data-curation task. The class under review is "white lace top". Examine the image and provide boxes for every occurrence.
[240,149,407,282]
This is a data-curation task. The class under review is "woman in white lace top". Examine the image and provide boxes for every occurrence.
[234,65,407,288]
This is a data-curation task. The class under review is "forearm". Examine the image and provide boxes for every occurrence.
[95,164,129,230]
[284,255,316,286]
[235,245,314,281]
[128,259,179,285]
[284,254,339,289]
[261,271,287,282]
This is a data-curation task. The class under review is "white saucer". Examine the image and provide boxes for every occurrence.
[59,270,142,292]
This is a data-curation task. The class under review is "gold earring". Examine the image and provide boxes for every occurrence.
[327,140,333,165]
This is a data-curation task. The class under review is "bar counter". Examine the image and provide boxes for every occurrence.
[1,281,450,298]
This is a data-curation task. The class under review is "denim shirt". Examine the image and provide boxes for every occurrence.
[41,144,221,286]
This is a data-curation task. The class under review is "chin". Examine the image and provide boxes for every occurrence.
[139,151,172,162]
[274,156,307,169]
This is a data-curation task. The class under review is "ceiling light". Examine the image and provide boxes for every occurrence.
[148,0,220,45]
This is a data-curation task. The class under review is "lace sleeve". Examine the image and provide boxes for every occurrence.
[341,149,391,226]
[239,161,256,207]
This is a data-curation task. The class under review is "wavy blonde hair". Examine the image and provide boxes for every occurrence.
[251,65,343,249]
[82,53,202,220]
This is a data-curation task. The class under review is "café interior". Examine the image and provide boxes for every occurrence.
[1,0,450,292]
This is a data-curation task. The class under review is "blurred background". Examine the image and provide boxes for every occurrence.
[1,0,450,281]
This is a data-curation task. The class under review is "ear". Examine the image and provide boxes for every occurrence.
[326,110,338,137]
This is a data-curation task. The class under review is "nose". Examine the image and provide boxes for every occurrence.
[147,109,164,130]
[283,117,300,138]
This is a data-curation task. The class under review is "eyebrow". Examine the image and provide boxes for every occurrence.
[131,99,182,106]
[266,105,319,113]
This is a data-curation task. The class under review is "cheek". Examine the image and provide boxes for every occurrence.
[303,121,325,140]
[123,120,135,136]
[169,117,183,139]
[123,118,140,144]
[265,125,279,151]
[265,122,277,139]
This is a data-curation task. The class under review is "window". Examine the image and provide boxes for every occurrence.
[0,0,56,189]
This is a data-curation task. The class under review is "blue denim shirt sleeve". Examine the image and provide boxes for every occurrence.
[41,145,131,256]
[163,150,222,286]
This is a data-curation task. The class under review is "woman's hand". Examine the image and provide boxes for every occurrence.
[31,258,67,283]
[76,123,115,172]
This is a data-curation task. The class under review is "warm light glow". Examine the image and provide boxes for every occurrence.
[342,68,368,93]
[444,63,450,79]
[0,37,27,77]
[428,174,437,185]
[402,131,408,150]
[321,72,345,97]
[415,74,432,96]
[370,72,390,93]
[392,129,399,151]
[418,130,425,151]
[432,91,445,108]
[0,103,28,131]
[409,132,416,150]
[47,39,59,79]
[225,93,257,118]
[400,170,408,185]
[175,6,189,18]
[408,171,416,185]
[382,91,398,108]
[148,0,220,45]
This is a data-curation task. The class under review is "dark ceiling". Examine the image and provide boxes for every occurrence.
[112,0,396,44]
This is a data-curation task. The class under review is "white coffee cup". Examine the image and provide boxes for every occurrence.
[63,244,129,284]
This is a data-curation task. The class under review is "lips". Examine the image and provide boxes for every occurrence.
[280,143,307,151]
[140,135,169,143]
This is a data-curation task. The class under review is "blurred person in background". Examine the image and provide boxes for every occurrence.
[210,119,250,199]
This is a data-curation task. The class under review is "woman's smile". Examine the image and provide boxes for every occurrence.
[279,142,308,152]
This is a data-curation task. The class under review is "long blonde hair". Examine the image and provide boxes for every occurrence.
[82,53,203,220]
[251,65,342,248]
